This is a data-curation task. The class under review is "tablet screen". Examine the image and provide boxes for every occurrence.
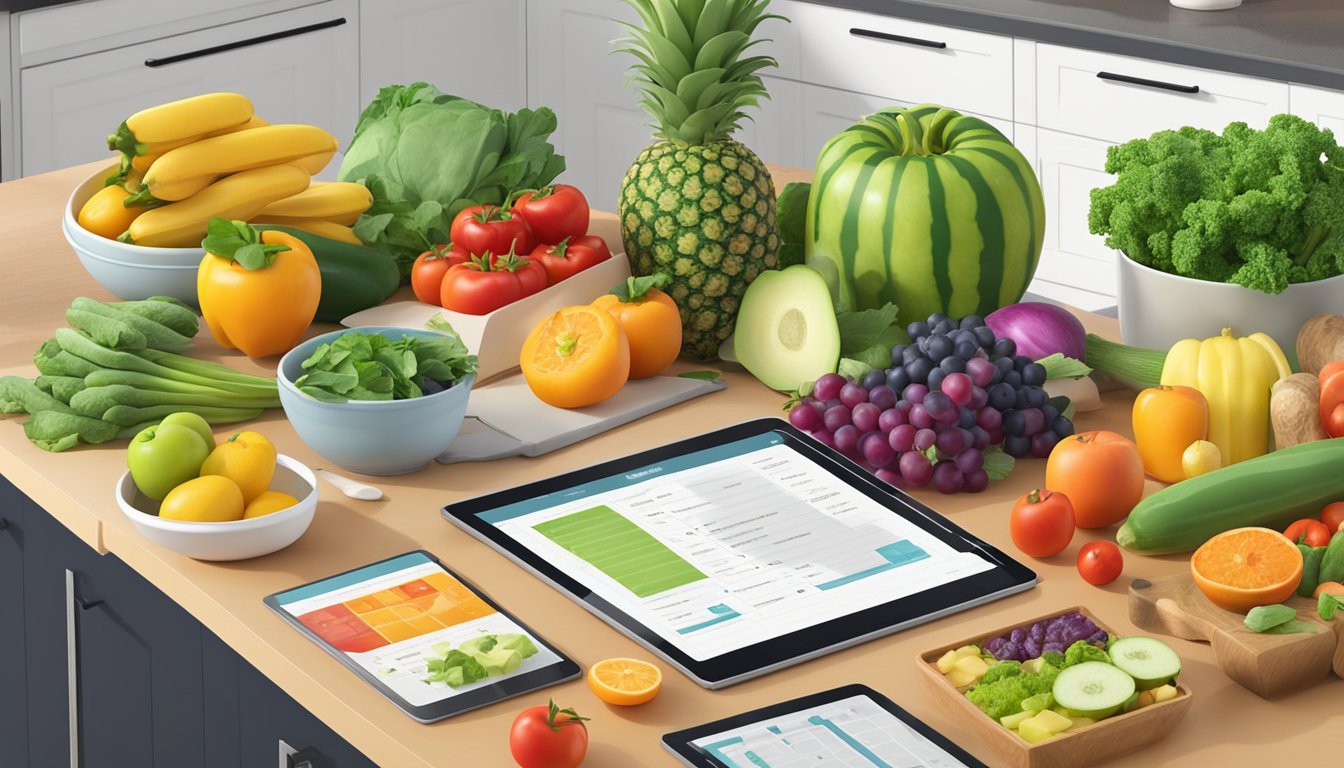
[476,431,996,662]
[270,552,566,708]
[688,693,975,768]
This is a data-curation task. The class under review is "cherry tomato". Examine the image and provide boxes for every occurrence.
[410,244,467,305]
[1321,502,1344,533]
[440,252,546,315]
[1009,489,1075,558]
[1284,517,1332,547]
[450,204,534,257]
[512,184,590,244]
[531,236,612,285]
[509,700,588,768]
[1077,541,1123,586]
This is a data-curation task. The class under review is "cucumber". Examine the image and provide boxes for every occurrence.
[1108,637,1181,691]
[1320,531,1344,585]
[1052,662,1135,720]
[253,224,400,323]
[1117,439,1344,554]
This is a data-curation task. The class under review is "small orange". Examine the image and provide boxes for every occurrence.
[520,305,630,408]
[1191,527,1304,613]
[1315,581,1344,599]
[587,658,661,706]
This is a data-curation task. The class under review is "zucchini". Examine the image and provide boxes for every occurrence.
[1116,439,1344,554]
[253,224,399,323]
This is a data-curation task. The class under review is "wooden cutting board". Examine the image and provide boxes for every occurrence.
[1128,574,1344,699]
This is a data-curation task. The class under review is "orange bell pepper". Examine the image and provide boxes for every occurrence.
[1319,362,1344,438]
[198,218,320,357]
[591,273,682,379]
[1132,385,1208,483]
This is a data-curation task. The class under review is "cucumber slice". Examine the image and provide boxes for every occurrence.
[1052,662,1136,719]
[1109,637,1182,691]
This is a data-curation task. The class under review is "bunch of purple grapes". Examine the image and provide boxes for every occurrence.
[786,311,1076,494]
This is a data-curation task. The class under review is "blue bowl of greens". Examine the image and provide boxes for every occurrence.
[277,327,478,476]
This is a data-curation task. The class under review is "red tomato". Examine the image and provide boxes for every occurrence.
[509,701,588,768]
[1009,489,1075,558]
[512,184,590,244]
[530,236,613,285]
[410,244,467,305]
[440,253,546,315]
[1321,502,1344,533]
[1284,518,1332,547]
[1077,541,1123,586]
[450,204,534,257]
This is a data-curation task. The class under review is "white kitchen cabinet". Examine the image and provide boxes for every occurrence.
[358,0,526,114]
[18,0,358,177]
[1035,44,1288,144]
[1030,127,1118,301]
[1291,84,1344,137]
[793,2,1014,122]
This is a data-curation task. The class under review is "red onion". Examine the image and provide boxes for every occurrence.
[985,302,1087,361]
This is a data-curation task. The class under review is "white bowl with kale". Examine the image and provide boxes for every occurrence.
[277,327,477,475]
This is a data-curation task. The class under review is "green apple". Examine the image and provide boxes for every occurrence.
[158,411,214,453]
[126,423,212,501]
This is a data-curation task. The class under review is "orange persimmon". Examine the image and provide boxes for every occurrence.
[1045,430,1145,529]
[591,274,682,379]
[1132,385,1208,483]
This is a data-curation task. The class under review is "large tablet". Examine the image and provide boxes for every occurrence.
[264,550,580,722]
[442,418,1034,688]
[662,683,987,767]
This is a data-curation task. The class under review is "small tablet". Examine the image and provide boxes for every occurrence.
[662,684,987,767]
[264,550,579,723]
[442,418,1034,688]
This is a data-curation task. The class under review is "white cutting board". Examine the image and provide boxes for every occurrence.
[440,372,726,462]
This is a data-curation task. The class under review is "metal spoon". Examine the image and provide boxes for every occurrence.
[316,468,384,501]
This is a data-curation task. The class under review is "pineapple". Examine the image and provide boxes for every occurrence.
[615,0,783,360]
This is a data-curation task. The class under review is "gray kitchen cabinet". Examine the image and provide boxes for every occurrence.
[18,0,358,177]
[358,0,526,114]
[0,477,30,766]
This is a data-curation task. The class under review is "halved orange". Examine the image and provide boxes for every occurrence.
[587,658,662,706]
[519,305,630,408]
[1191,527,1303,613]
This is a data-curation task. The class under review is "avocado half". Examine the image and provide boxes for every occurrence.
[730,265,841,392]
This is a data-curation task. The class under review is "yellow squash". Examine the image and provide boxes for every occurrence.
[127,116,271,174]
[138,124,336,202]
[77,183,144,240]
[1159,328,1290,465]
[248,216,361,244]
[197,219,321,357]
[256,182,372,225]
[108,93,253,155]
[120,164,310,247]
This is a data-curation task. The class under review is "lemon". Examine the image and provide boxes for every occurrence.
[1182,440,1221,479]
[244,491,299,519]
[159,475,244,523]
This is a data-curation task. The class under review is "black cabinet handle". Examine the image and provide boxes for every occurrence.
[849,27,947,50]
[288,748,319,768]
[145,17,346,68]
[1097,71,1199,94]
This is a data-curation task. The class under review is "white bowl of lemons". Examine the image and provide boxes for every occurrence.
[116,447,317,562]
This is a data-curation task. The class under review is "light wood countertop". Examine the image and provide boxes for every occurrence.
[1,161,1338,767]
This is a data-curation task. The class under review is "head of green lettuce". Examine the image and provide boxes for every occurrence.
[338,82,567,279]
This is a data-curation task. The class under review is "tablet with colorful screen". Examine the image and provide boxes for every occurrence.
[442,418,1035,688]
[264,551,579,722]
[662,684,987,767]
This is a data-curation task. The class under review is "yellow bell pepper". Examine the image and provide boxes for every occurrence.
[1132,385,1208,483]
[198,218,320,358]
[1159,328,1290,466]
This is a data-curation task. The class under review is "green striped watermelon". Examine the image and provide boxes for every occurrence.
[805,104,1045,325]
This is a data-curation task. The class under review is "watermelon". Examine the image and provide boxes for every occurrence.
[805,104,1045,325]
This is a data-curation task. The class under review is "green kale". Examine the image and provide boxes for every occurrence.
[1088,114,1344,294]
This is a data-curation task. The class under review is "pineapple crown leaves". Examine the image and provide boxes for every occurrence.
[614,0,787,145]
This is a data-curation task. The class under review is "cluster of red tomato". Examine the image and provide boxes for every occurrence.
[410,184,612,315]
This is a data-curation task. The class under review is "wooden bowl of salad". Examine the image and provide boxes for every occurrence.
[915,606,1193,768]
